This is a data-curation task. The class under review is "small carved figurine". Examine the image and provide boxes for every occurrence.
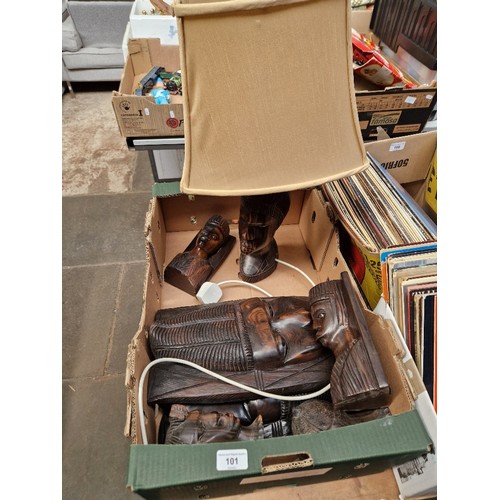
[164,214,236,295]
[238,192,290,283]
[309,273,390,411]
[163,404,265,444]
[181,398,294,427]
[291,399,390,435]
[158,398,294,443]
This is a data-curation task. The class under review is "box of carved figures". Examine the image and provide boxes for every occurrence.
[123,188,435,498]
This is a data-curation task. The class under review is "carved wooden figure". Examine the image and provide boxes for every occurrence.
[309,272,391,411]
[158,398,294,444]
[238,192,290,283]
[147,272,390,414]
[163,404,265,444]
[147,295,334,405]
[291,399,390,435]
[164,214,236,295]
[180,398,293,427]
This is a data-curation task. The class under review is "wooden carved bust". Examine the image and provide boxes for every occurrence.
[309,274,390,411]
[159,398,294,444]
[164,214,236,295]
[238,192,290,283]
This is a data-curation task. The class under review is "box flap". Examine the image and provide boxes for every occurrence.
[127,38,182,77]
[144,196,167,284]
[366,130,437,185]
[299,189,334,271]
[364,310,414,415]
[128,38,154,75]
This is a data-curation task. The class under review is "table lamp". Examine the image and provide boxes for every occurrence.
[168,0,369,196]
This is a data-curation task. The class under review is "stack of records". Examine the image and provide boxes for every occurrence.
[322,154,437,252]
[382,248,437,411]
[322,154,437,410]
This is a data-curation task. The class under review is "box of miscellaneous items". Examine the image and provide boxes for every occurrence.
[113,13,435,141]
[129,0,179,45]
[112,38,184,138]
[124,188,435,498]
[351,9,437,141]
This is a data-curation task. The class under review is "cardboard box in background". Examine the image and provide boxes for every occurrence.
[112,38,184,138]
[351,9,437,141]
[114,11,435,141]
[336,130,437,310]
[355,84,437,141]
[365,129,436,187]
[124,189,434,498]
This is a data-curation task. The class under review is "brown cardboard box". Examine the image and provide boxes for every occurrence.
[365,129,437,202]
[351,10,437,141]
[113,13,435,142]
[112,38,184,138]
[124,189,434,498]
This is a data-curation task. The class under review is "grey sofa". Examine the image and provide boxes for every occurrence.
[62,0,133,92]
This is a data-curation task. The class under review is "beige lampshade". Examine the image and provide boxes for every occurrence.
[173,0,368,196]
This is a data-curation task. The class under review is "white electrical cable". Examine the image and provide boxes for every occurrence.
[275,258,316,287]
[216,280,273,297]
[138,357,331,444]
[138,259,319,443]
[214,259,315,300]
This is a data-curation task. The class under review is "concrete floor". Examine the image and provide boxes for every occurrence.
[62,82,152,499]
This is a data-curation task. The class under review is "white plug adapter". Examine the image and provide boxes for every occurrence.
[196,282,223,304]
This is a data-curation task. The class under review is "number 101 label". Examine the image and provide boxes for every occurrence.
[216,449,248,471]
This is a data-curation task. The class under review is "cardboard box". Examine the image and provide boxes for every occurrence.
[373,300,437,500]
[335,130,437,310]
[124,189,434,498]
[112,38,184,138]
[114,14,434,141]
[351,10,437,141]
[355,83,437,141]
[129,0,179,45]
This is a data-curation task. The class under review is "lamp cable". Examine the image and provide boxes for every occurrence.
[138,258,320,444]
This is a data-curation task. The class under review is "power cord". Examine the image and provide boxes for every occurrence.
[275,258,316,287]
[139,258,321,444]
[138,357,331,444]
[196,258,316,304]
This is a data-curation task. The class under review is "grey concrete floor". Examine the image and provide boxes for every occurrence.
[62,83,155,499]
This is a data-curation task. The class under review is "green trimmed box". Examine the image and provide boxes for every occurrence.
[124,189,434,498]
[128,411,429,498]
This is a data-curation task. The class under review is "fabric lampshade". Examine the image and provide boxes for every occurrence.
[172,0,369,196]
